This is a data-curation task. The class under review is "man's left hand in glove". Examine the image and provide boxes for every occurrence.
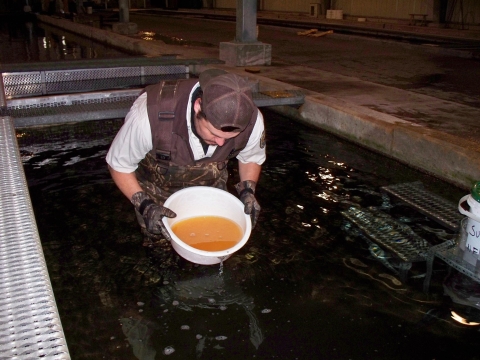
[235,180,261,229]
[131,191,176,240]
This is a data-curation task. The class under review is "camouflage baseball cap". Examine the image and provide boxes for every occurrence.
[199,69,257,132]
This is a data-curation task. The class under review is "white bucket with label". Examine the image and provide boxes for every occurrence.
[162,186,251,265]
[458,191,480,255]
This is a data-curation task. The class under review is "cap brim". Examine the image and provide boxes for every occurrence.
[199,69,228,89]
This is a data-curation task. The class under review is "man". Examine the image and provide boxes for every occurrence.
[106,69,266,253]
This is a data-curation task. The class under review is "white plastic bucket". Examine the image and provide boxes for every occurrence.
[458,194,480,254]
[162,186,252,265]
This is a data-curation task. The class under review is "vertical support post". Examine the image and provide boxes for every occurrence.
[76,0,83,14]
[0,74,6,110]
[119,0,129,23]
[112,0,137,34]
[219,0,271,66]
[236,0,257,43]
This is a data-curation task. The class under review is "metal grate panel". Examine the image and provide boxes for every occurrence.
[3,88,305,128]
[5,89,141,127]
[2,72,43,86]
[44,67,142,82]
[381,181,463,231]
[3,65,188,98]
[341,206,432,262]
[3,72,45,98]
[0,116,70,359]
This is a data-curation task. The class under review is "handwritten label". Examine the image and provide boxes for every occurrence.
[466,221,480,254]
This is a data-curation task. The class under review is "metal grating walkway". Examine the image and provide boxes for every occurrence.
[0,58,206,99]
[0,116,70,359]
[5,90,141,128]
[381,181,463,231]
[2,89,305,128]
[1,58,304,128]
[3,66,188,99]
[341,206,432,263]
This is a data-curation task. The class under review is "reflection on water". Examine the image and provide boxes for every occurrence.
[0,19,132,63]
[19,109,479,359]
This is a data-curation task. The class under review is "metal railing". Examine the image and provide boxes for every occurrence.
[0,116,70,359]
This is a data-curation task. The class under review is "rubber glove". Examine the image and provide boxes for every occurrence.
[235,180,261,229]
[131,191,176,239]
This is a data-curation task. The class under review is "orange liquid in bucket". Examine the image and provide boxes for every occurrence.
[171,216,243,251]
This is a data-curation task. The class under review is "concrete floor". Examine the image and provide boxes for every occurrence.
[27,11,480,188]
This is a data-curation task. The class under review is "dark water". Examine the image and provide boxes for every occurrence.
[0,18,132,64]
[19,109,479,360]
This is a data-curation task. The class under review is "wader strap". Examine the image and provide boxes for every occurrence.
[147,80,179,162]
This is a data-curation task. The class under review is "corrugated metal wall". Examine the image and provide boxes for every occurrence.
[212,0,479,24]
[447,0,480,24]
[214,0,235,9]
[260,0,315,12]
[215,0,321,12]
[332,0,430,19]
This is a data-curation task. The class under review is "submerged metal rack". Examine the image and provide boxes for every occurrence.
[341,205,432,282]
[381,181,463,231]
[0,116,70,359]
[378,181,479,293]
[341,206,432,263]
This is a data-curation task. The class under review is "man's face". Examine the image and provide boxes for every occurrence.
[194,98,240,146]
[195,115,239,146]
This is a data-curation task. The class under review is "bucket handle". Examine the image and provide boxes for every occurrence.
[458,194,480,223]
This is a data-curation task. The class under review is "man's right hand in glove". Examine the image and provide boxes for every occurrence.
[131,191,176,237]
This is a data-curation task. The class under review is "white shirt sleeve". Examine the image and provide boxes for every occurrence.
[106,93,152,173]
[236,110,266,165]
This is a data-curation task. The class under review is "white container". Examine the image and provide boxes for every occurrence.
[458,193,480,255]
[162,186,251,265]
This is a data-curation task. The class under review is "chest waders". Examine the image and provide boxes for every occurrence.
[134,80,230,257]
[133,78,255,265]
